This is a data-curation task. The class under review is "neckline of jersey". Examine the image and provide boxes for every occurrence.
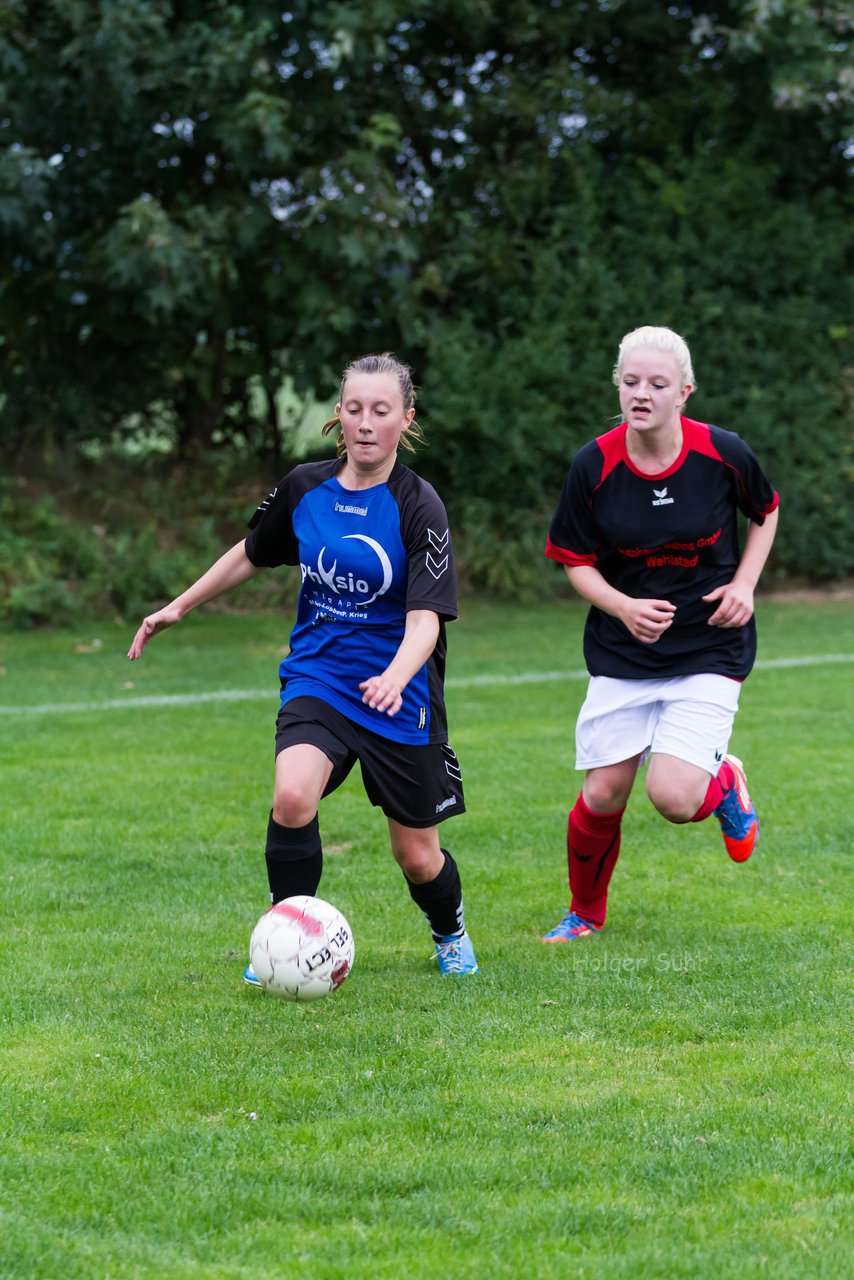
[330,458,404,495]
[620,418,691,481]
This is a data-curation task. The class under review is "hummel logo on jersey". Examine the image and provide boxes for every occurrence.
[334,500,367,517]
[426,527,450,578]
[651,487,675,507]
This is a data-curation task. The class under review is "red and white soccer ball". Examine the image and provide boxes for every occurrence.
[249,896,354,1001]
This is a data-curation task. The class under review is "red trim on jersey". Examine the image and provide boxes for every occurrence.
[545,535,597,567]
[594,423,629,485]
[597,418,722,482]
[681,417,724,462]
[684,419,780,520]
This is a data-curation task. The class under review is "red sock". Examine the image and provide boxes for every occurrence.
[690,760,735,823]
[568,793,625,929]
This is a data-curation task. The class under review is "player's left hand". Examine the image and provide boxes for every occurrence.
[703,581,755,628]
[360,674,404,716]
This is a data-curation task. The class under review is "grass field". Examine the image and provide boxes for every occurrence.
[1,597,852,1278]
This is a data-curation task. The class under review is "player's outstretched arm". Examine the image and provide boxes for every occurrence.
[359,609,441,716]
[565,564,676,645]
[128,540,264,660]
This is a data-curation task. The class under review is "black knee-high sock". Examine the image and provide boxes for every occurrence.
[265,812,323,904]
[405,848,465,942]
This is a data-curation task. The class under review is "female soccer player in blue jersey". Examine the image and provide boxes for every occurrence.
[542,326,779,942]
[128,353,478,979]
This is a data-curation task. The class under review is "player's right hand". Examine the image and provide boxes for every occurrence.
[619,597,676,644]
[127,606,182,660]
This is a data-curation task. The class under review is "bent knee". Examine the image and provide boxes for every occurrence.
[272,784,318,829]
[398,850,441,883]
[646,783,698,824]
[583,778,632,813]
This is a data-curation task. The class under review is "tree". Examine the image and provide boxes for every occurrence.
[0,1,421,458]
[1,1,851,580]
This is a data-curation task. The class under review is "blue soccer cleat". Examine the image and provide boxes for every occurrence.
[435,931,479,976]
[243,963,262,988]
[541,910,602,942]
[714,754,759,862]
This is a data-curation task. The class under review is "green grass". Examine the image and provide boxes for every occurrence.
[1,598,852,1279]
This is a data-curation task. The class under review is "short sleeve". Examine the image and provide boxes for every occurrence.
[711,427,779,524]
[735,444,778,524]
[244,473,300,568]
[545,444,602,567]
[392,472,458,620]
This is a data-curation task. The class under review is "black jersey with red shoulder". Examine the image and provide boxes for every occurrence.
[244,457,458,745]
[545,418,779,679]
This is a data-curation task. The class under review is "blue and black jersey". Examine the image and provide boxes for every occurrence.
[245,458,458,745]
[546,418,779,680]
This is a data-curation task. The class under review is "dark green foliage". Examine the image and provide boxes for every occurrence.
[0,468,294,627]
[0,478,102,626]
[415,152,853,585]
[0,1,852,600]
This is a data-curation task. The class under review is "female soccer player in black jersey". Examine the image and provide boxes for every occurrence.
[129,353,478,979]
[542,326,779,942]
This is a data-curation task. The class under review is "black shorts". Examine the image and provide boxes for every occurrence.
[275,697,465,830]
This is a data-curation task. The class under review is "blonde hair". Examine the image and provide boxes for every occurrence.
[612,326,696,389]
[321,352,426,457]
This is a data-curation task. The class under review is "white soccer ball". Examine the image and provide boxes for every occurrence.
[248,896,354,1001]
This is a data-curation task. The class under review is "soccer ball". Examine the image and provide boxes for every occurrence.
[248,896,354,1001]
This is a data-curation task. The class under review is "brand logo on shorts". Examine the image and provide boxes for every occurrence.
[651,487,675,507]
[714,749,723,763]
[442,745,462,780]
[436,796,458,814]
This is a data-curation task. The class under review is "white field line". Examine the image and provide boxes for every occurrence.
[0,653,852,717]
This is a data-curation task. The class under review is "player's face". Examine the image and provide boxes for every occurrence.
[337,372,415,478]
[618,348,692,434]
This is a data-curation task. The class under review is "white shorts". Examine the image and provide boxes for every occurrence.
[575,674,742,776]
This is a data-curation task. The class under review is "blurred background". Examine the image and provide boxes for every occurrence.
[1,0,851,624]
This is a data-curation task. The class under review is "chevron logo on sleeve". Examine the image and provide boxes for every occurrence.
[426,527,450,578]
